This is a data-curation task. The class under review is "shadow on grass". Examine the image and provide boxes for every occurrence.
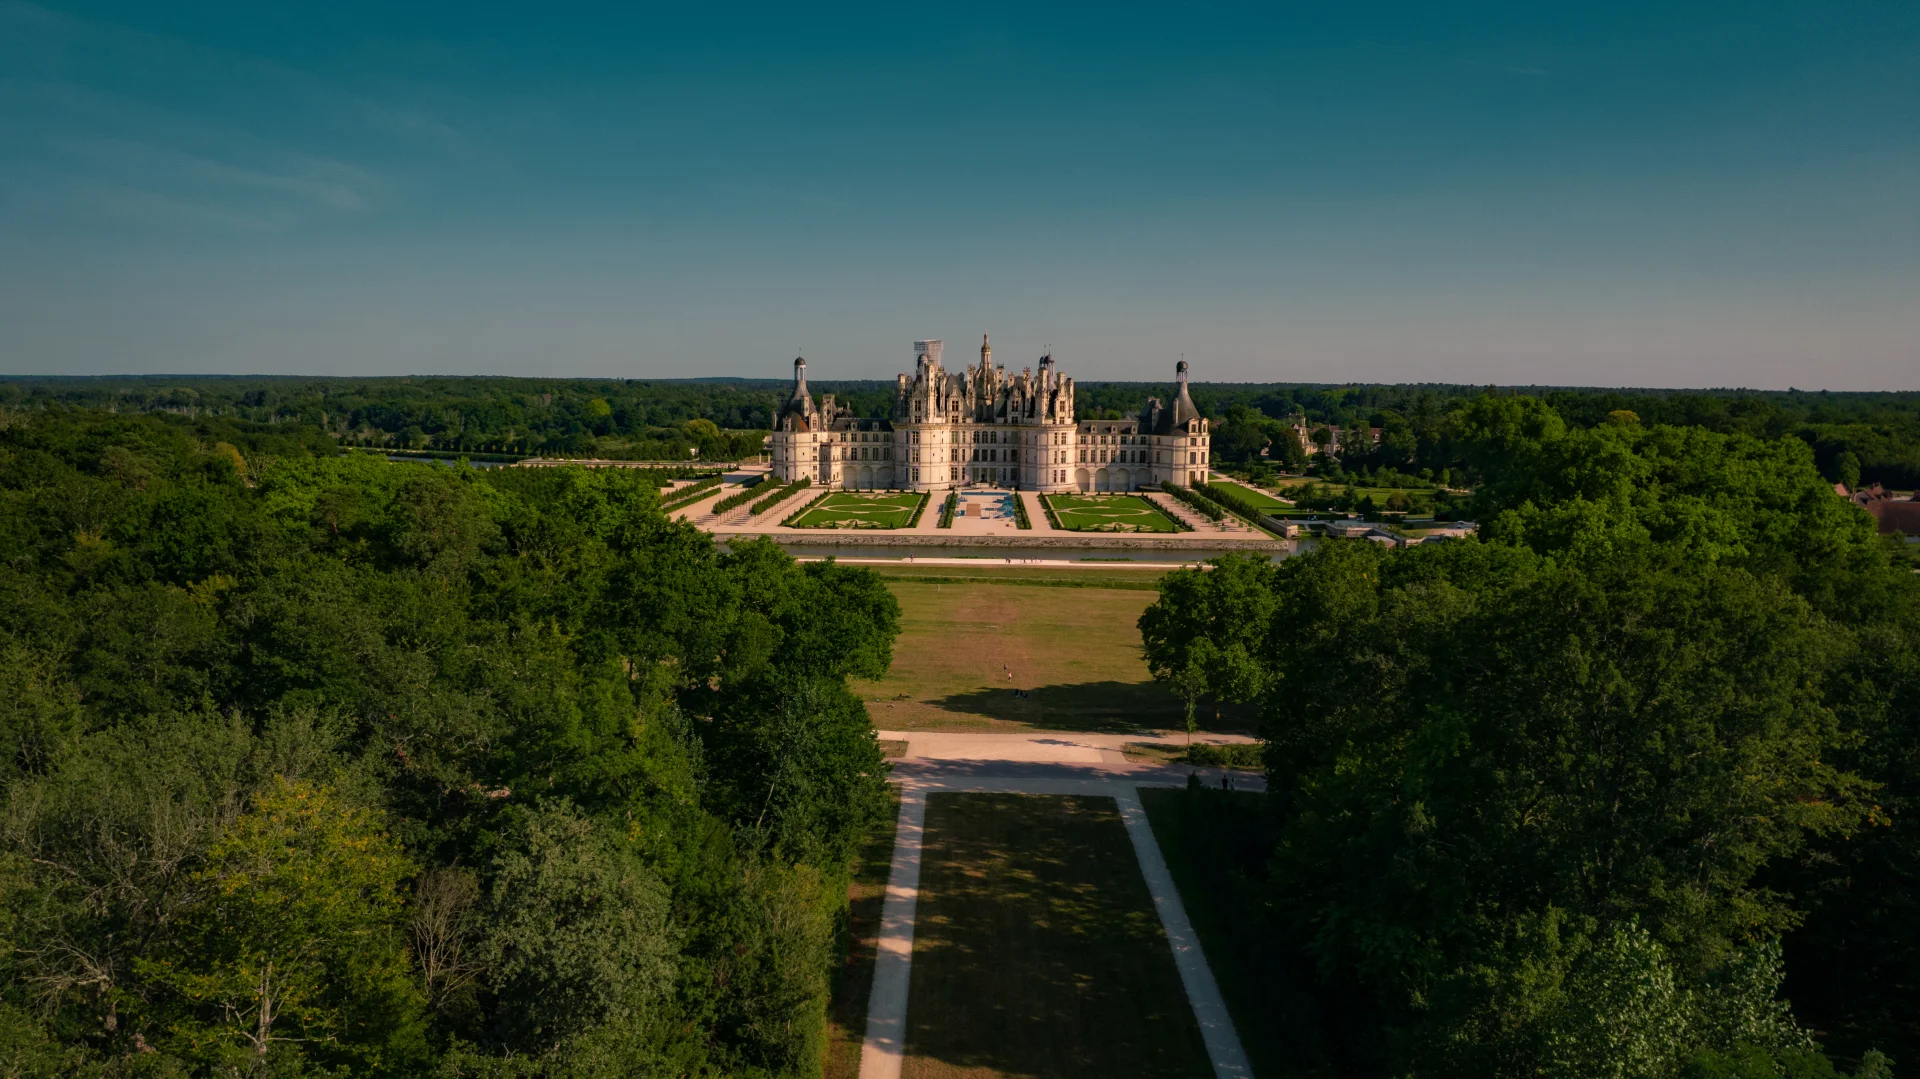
[824,788,901,1079]
[925,680,1258,735]
[903,793,1212,1079]
[1139,787,1341,1079]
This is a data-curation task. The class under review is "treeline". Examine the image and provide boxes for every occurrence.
[1141,398,1919,1077]
[0,409,899,1076]
[13,376,1920,486]
[0,378,791,462]
[1182,385,1920,489]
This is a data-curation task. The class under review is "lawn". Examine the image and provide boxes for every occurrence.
[1139,788,1335,1079]
[1208,481,1294,511]
[788,491,927,529]
[1272,478,1435,504]
[853,580,1251,733]
[864,563,1168,591]
[824,790,902,1079]
[902,793,1213,1079]
[1044,494,1180,533]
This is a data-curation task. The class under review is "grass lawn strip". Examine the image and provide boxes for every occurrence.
[1209,482,1292,511]
[790,491,927,529]
[865,564,1163,590]
[902,793,1214,1079]
[823,788,902,1079]
[1043,494,1181,533]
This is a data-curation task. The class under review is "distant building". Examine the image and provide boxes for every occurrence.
[1840,483,1920,535]
[1291,421,1380,457]
[767,337,1211,492]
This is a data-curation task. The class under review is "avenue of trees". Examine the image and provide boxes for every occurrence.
[0,410,898,1076]
[1141,396,1917,1077]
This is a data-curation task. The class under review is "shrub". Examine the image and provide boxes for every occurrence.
[1184,742,1263,768]
[905,491,932,527]
[1163,482,1226,521]
[660,473,724,508]
[780,490,835,527]
[709,474,770,515]
[749,476,809,515]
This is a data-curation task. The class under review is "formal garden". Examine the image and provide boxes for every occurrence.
[1042,494,1182,533]
[785,490,928,529]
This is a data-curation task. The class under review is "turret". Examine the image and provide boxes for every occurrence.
[777,356,816,430]
[1168,360,1200,428]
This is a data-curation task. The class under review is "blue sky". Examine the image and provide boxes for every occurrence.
[2,1,1916,387]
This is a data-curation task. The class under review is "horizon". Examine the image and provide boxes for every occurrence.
[3,2,1917,389]
[9,368,1918,399]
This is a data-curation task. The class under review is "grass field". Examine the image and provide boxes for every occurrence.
[1208,482,1293,510]
[1044,494,1180,533]
[1140,788,1333,1079]
[824,790,902,1079]
[1272,477,1434,503]
[853,580,1251,732]
[863,563,1170,591]
[902,793,1212,1079]
[789,491,926,529]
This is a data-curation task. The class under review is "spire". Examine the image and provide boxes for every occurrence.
[1168,359,1199,427]
[778,356,814,426]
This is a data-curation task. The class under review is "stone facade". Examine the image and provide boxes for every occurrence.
[768,337,1211,492]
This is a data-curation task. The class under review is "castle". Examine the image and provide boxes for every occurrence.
[768,337,1210,493]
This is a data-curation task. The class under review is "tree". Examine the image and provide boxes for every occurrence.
[1833,450,1862,491]
[1138,553,1279,741]
[140,777,427,1074]
[479,801,676,1054]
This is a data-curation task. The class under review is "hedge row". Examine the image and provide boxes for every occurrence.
[1185,742,1264,769]
[749,476,810,516]
[660,474,725,508]
[707,474,770,515]
[781,490,836,527]
[938,491,958,528]
[1038,494,1064,529]
[1197,481,1291,537]
[905,491,933,528]
[1162,482,1226,522]
[1011,492,1032,530]
[1197,481,1271,520]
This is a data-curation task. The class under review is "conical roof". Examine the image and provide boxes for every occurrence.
[1169,360,1200,426]
[778,357,815,428]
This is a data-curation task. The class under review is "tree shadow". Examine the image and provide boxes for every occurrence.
[902,793,1214,1079]
[925,680,1258,734]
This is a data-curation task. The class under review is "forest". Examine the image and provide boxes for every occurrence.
[3,381,1918,1078]
[1141,397,1919,1078]
[0,409,897,1076]
[5,376,1919,488]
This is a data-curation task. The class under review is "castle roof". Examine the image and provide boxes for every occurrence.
[1144,360,1202,434]
[778,357,815,429]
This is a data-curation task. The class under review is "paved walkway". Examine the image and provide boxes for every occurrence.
[880,728,1258,766]
[859,737,1259,1079]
